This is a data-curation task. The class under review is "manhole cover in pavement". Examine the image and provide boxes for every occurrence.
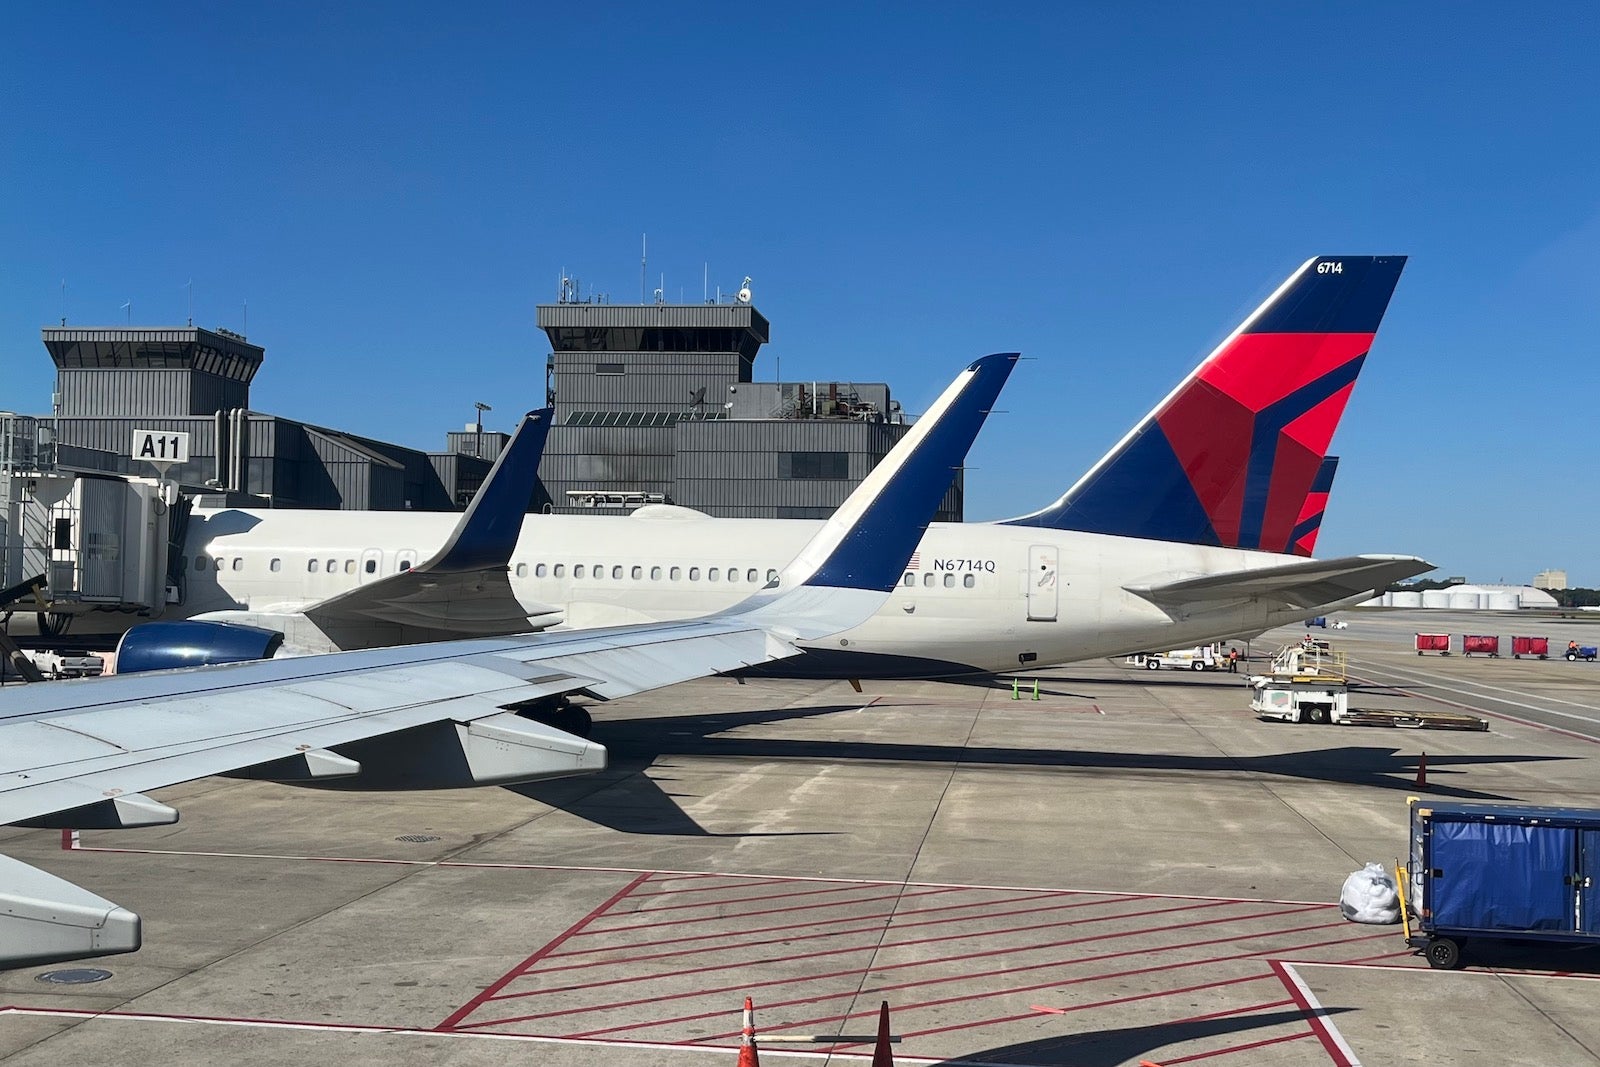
[395,834,442,843]
[37,968,113,985]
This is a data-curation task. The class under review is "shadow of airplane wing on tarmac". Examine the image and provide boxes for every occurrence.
[506,703,864,836]
[947,1006,1352,1066]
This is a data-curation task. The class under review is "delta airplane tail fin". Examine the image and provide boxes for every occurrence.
[1003,256,1405,553]
[1289,456,1339,557]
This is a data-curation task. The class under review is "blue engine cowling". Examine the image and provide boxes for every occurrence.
[115,621,285,675]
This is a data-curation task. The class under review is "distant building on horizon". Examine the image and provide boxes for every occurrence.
[1533,569,1568,591]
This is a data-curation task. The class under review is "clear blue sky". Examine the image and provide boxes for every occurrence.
[4,3,1597,584]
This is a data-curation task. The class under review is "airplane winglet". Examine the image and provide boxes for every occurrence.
[734,352,1019,635]
[419,409,552,573]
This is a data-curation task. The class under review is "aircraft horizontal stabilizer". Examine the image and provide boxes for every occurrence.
[1126,554,1433,616]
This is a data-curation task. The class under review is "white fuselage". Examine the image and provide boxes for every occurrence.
[178,506,1329,676]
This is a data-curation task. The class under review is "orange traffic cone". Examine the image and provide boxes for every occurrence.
[1415,751,1427,789]
[871,1000,894,1067]
[737,996,760,1067]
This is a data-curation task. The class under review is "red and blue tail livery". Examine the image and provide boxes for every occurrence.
[1289,455,1339,557]
[1004,255,1405,553]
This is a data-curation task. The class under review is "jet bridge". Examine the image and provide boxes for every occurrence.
[3,415,177,628]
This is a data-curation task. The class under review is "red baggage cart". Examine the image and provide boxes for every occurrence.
[1512,636,1549,660]
[1415,633,1451,656]
[1463,634,1500,657]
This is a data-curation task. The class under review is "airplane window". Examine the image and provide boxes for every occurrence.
[233,558,244,571]
[944,573,956,588]
[767,569,778,583]
[670,566,682,580]
[963,574,975,588]
[535,563,547,578]
[574,565,586,579]
[727,568,739,583]
[194,555,207,571]
[307,559,319,573]
[689,567,700,581]
[594,563,604,578]
[365,559,377,574]
[399,560,412,572]
[903,573,914,587]
[747,568,759,583]
[344,560,355,574]
[553,564,565,577]
[708,568,720,582]
[270,558,282,573]
[325,559,336,572]
[632,565,643,579]
[922,573,935,587]
[650,566,661,580]
[613,565,624,580]
[515,563,527,578]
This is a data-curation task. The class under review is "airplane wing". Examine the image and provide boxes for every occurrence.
[0,351,1020,968]
[299,408,562,641]
[1125,553,1433,616]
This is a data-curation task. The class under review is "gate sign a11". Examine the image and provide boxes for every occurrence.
[131,429,190,466]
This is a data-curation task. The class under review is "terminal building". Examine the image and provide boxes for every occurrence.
[3,291,958,624]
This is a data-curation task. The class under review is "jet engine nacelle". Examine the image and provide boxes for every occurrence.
[115,620,285,675]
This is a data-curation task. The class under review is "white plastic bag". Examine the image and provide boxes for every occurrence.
[1339,862,1400,924]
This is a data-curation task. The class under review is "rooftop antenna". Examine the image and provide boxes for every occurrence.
[242,299,247,337]
[703,262,708,304]
[121,300,132,325]
[184,279,194,326]
[60,279,66,325]
[640,233,647,304]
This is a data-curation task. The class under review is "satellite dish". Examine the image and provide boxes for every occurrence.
[688,386,707,406]
[736,276,752,304]
[653,287,664,304]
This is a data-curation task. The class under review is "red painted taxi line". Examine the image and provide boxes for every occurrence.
[437,871,1412,1064]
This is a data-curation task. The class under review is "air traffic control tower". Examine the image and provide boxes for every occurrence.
[535,295,961,521]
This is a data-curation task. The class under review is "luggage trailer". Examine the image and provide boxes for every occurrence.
[1400,799,1600,969]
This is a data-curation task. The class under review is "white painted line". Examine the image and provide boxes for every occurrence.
[1350,659,1600,726]
[1276,962,1364,1067]
[0,1007,976,1065]
[1289,960,1600,983]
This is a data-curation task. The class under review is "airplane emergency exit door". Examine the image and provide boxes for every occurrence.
[1027,544,1059,622]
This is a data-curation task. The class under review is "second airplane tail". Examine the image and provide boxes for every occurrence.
[1003,255,1405,554]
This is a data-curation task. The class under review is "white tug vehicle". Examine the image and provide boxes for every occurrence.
[1249,642,1349,724]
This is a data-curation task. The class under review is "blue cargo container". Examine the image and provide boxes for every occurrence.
[1406,799,1600,969]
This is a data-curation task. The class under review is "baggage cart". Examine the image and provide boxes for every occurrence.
[1402,799,1600,969]
[1511,636,1549,660]
[1414,633,1451,656]
[1462,634,1499,657]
